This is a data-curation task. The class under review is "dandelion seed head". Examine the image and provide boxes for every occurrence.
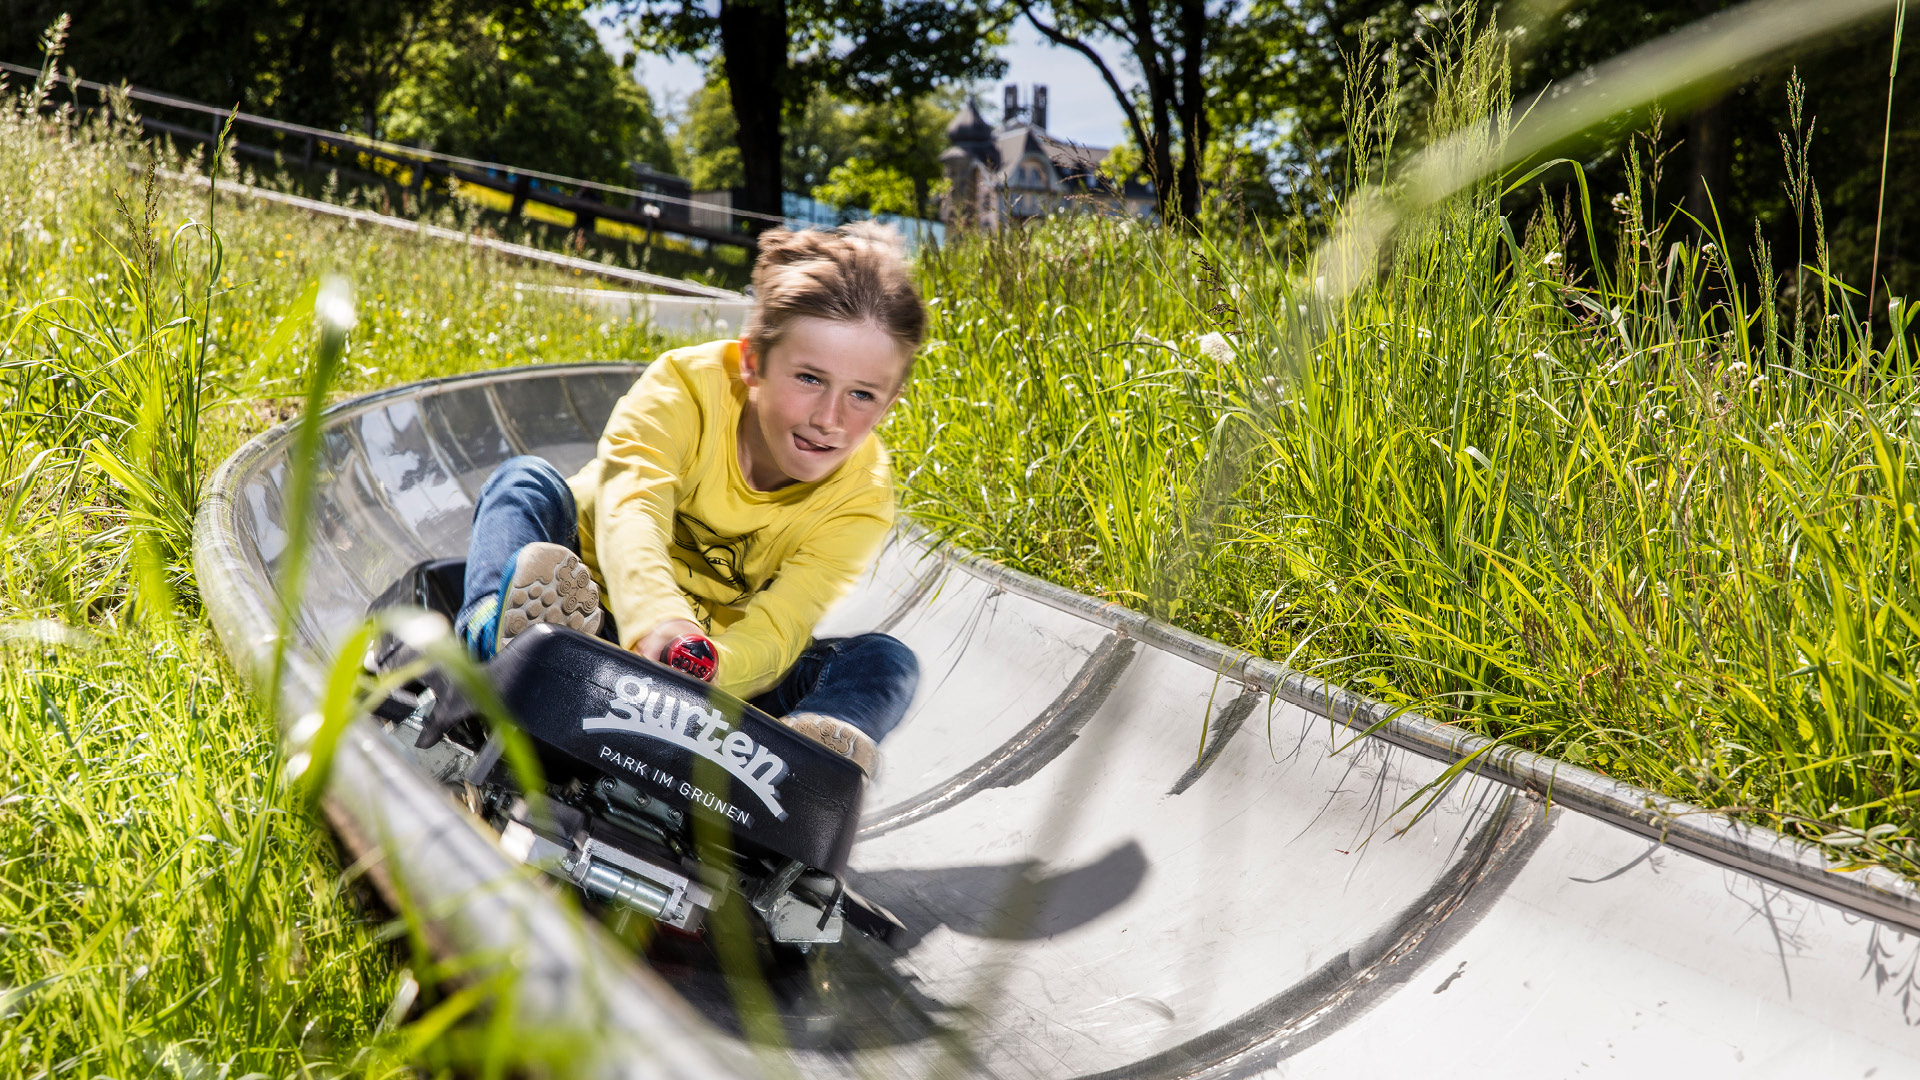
[1198,332,1233,364]
[390,609,450,650]
[316,275,357,333]
[288,710,323,748]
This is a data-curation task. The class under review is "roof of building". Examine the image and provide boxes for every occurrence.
[989,124,1154,201]
[946,100,993,144]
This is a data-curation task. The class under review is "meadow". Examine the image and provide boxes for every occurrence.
[0,79,686,1072]
[5,26,1920,1075]
[892,106,1920,880]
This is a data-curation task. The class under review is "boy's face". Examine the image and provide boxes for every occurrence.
[738,317,907,488]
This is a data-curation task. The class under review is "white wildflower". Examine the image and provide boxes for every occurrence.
[1748,375,1768,393]
[1198,332,1233,364]
[316,275,357,333]
[1541,251,1563,270]
[287,711,324,749]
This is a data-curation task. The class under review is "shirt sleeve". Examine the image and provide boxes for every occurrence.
[711,492,894,699]
[594,354,703,649]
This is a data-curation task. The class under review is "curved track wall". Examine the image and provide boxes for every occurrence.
[196,364,1920,1078]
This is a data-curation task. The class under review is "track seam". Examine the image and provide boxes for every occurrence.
[1070,790,1551,1080]
[858,632,1139,839]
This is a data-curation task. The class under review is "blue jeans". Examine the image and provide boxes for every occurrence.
[457,456,917,742]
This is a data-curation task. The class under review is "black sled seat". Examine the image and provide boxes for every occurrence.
[369,558,865,878]
[487,623,865,874]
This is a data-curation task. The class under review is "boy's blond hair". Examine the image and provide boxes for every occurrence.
[744,223,926,370]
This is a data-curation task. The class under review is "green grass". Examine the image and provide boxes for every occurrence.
[890,86,1920,876]
[7,20,1920,1073]
[0,79,698,1073]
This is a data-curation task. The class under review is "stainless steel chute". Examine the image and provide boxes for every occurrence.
[194,363,1920,1078]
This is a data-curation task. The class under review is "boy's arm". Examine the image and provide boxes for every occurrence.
[594,358,704,649]
[711,497,892,699]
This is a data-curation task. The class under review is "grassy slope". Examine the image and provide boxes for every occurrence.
[7,44,1920,1074]
[891,172,1920,880]
[0,100,693,1073]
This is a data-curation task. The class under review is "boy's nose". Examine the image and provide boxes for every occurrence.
[813,395,844,433]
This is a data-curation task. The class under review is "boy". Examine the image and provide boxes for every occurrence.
[455,224,925,770]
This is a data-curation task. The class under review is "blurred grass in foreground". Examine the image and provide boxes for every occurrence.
[893,43,1920,877]
[0,58,691,1071]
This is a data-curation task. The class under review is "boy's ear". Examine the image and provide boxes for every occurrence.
[738,338,761,386]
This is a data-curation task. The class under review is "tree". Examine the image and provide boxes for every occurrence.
[380,3,675,184]
[0,0,481,132]
[811,91,958,217]
[1492,2,1920,303]
[613,0,1004,229]
[1204,1,1425,211]
[677,73,950,218]
[1017,0,1223,226]
[674,75,857,193]
[677,76,745,191]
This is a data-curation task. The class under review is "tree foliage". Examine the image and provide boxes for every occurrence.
[380,4,676,183]
[614,0,1004,223]
[1021,0,1254,225]
[676,73,954,218]
[0,0,674,185]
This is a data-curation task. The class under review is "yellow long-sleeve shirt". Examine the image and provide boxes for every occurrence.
[568,339,894,698]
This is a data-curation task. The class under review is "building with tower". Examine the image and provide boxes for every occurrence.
[939,84,1156,230]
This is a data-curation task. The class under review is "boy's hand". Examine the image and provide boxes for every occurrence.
[638,619,710,670]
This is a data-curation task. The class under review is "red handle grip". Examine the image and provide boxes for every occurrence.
[661,633,718,682]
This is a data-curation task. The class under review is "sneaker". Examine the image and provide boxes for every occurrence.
[779,712,877,775]
[467,541,602,658]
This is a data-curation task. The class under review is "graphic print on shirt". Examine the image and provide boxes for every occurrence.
[672,514,759,605]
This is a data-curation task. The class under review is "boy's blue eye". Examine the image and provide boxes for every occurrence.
[851,390,874,402]
[797,372,821,385]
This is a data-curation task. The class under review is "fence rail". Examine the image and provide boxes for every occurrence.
[0,59,769,249]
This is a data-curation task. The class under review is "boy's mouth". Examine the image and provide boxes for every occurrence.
[793,433,837,455]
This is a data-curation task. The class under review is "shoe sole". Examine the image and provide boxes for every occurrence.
[498,542,603,651]
[779,712,877,774]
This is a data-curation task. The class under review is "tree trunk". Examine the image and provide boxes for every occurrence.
[718,0,789,234]
[1685,91,1731,235]
[1142,61,1176,223]
[1121,0,1178,223]
[1175,0,1207,227]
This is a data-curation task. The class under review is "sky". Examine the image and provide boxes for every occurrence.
[590,10,1132,152]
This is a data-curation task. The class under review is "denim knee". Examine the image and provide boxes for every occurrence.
[475,455,577,544]
[834,633,919,688]
[828,632,920,722]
